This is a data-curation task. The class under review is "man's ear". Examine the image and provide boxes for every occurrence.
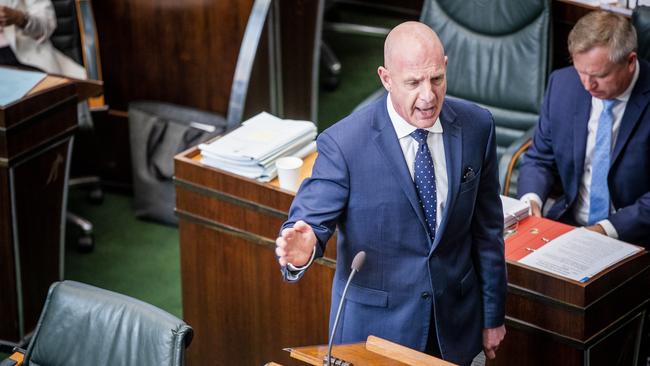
[378,66,391,92]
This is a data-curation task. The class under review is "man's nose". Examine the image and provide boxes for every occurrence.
[419,82,435,102]
[583,76,596,91]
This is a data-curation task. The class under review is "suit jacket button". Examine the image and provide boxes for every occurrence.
[421,292,431,299]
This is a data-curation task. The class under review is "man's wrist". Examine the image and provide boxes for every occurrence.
[16,10,28,28]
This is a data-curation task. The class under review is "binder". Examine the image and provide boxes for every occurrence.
[504,216,573,261]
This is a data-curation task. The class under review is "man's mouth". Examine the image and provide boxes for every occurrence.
[416,106,435,118]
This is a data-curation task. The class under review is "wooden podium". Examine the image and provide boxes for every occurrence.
[174,148,335,366]
[285,336,456,366]
[489,218,650,366]
[0,72,101,346]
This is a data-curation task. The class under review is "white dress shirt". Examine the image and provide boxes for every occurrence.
[386,94,448,229]
[521,60,640,238]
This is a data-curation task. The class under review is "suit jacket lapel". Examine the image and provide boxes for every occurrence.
[371,97,429,236]
[612,62,650,165]
[573,89,591,187]
[432,102,460,251]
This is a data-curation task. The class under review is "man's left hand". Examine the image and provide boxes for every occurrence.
[585,223,606,235]
[483,325,506,359]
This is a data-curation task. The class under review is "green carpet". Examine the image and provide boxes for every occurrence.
[65,189,182,317]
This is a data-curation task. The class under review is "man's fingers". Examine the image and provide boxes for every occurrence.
[484,348,496,360]
[275,245,285,257]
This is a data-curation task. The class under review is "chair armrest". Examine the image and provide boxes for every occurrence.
[498,127,535,197]
[0,350,25,366]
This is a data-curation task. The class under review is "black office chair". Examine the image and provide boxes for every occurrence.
[633,6,650,62]
[1,281,193,366]
[50,0,105,252]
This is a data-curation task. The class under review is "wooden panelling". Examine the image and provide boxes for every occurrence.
[0,168,19,342]
[93,0,254,114]
[176,147,336,365]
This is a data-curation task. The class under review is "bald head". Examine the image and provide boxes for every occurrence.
[384,21,445,71]
[378,21,448,129]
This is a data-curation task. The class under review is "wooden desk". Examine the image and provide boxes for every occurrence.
[174,148,335,366]
[0,73,99,345]
[489,218,650,366]
[176,148,649,366]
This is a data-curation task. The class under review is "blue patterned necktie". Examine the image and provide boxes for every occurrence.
[589,99,618,225]
[411,129,437,241]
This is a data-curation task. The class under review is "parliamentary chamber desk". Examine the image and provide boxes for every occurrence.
[175,147,649,366]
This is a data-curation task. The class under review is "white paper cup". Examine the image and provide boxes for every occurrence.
[276,156,303,191]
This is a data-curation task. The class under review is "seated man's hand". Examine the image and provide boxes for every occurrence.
[585,223,606,235]
[275,220,317,267]
[529,200,542,217]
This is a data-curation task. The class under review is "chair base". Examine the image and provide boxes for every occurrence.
[66,211,95,253]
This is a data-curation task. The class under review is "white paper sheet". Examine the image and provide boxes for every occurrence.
[0,68,46,106]
[518,228,642,282]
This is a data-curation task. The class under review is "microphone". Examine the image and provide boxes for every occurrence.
[326,251,366,366]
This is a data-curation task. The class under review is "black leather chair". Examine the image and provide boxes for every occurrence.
[50,0,105,251]
[633,6,650,62]
[1,281,193,366]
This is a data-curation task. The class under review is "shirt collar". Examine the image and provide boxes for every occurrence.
[386,93,443,139]
[607,59,640,103]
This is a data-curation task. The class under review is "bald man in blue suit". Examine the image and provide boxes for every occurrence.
[275,22,507,365]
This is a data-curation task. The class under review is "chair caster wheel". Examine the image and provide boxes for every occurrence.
[88,188,104,204]
[77,234,95,253]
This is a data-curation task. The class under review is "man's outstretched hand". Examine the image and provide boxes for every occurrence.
[275,220,317,267]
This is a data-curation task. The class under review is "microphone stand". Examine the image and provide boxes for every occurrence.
[326,251,366,366]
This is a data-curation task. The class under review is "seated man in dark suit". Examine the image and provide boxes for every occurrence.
[518,10,650,248]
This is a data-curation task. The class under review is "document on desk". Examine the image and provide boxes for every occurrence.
[518,228,643,282]
[0,67,46,106]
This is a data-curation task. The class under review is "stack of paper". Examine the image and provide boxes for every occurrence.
[500,195,530,229]
[199,112,317,181]
[518,228,643,282]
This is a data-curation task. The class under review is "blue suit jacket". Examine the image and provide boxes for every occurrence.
[282,96,506,364]
[518,61,650,247]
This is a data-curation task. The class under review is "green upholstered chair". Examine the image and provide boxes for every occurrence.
[356,0,551,196]
[421,0,551,196]
[2,281,193,366]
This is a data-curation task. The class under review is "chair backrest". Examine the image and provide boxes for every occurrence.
[51,0,105,110]
[24,281,193,366]
[50,0,82,65]
[633,5,650,63]
[421,0,551,159]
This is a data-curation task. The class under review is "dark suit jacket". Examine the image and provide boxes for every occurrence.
[282,96,506,364]
[518,60,650,247]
